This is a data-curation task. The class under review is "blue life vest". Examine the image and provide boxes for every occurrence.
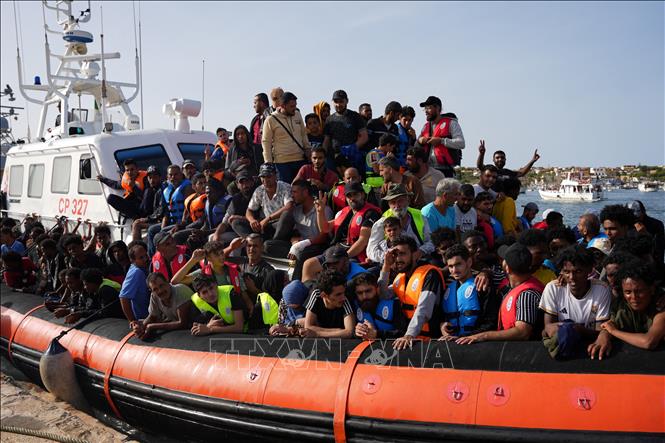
[518,215,531,231]
[490,216,504,239]
[441,277,480,336]
[205,195,230,227]
[163,179,191,223]
[355,299,397,332]
[396,123,410,167]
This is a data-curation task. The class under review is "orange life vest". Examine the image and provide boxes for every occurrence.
[151,245,188,279]
[497,277,544,331]
[392,265,444,335]
[184,194,207,222]
[121,170,148,197]
[215,141,230,156]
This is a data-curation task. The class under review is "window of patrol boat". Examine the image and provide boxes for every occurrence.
[8,165,24,197]
[78,154,102,195]
[51,156,72,194]
[113,144,170,178]
[177,143,214,170]
[27,164,45,198]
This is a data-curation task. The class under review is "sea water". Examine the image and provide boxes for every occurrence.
[516,189,665,225]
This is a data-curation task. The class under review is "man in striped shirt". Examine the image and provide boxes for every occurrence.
[456,243,544,344]
[303,269,356,338]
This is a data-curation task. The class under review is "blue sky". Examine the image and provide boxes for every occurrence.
[1,1,663,167]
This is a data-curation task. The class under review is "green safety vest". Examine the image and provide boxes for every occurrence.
[191,285,235,325]
[383,207,425,243]
[99,278,121,291]
[257,292,279,326]
[365,176,384,189]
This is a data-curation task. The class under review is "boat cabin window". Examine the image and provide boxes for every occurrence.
[114,144,170,177]
[8,165,24,197]
[78,154,102,195]
[177,143,214,169]
[51,156,72,194]
[27,164,45,198]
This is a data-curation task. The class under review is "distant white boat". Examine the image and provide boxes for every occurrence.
[538,173,604,202]
[638,182,660,192]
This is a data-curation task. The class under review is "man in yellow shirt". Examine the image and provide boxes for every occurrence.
[492,177,522,236]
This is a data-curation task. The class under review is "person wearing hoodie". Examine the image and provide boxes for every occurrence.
[270,280,310,336]
[104,240,130,284]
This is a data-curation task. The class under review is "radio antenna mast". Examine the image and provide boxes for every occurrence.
[201,59,205,131]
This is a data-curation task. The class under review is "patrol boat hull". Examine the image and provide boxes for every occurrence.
[2,290,663,442]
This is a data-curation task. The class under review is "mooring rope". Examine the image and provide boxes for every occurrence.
[0,425,90,443]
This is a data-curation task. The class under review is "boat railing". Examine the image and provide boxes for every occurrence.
[0,209,128,230]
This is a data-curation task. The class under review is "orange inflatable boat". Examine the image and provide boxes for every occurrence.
[2,291,663,442]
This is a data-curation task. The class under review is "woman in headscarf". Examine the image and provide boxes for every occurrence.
[313,101,331,130]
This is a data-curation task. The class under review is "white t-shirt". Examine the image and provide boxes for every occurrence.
[539,280,611,328]
[454,204,477,233]
[473,184,497,199]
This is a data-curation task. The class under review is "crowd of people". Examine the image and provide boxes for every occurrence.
[2,88,664,359]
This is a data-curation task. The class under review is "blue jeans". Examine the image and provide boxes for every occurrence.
[275,160,307,184]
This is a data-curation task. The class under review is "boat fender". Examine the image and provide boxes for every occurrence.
[39,338,91,414]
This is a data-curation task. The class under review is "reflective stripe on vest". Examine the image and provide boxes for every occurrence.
[392,265,444,334]
[382,207,425,243]
[441,277,480,336]
[355,299,396,332]
[191,285,235,324]
[258,292,279,326]
[99,278,121,292]
[152,245,188,280]
[121,170,148,197]
[420,116,454,167]
[498,277,544,331]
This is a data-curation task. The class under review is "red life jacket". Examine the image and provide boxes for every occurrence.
[419,116,455,167]
[199,260,241,294]
[331,183,348,212]
[151,245,188,279]
[532,221,548,230]
[121,170,148,197]
[332,203,380,263]
[497,277,544,330]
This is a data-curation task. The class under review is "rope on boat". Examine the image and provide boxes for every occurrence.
[0,425,90,443]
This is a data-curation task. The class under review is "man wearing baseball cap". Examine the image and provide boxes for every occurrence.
[366,183,434,264]
[417,95,465,178]
[519,202,539,231]
[182,159,197,181]
[323,89,369,171]
[328,182,381,264]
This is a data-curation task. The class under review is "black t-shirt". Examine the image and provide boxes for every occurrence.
[366,117,398,150]
[308,134,324,148]
[324,110,367,150]
[305,289,353,329]
[493,167,518,192]
[69,252,105,271]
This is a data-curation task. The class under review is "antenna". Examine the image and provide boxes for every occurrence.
[99,4,108,130]
[138,1,144,129]
[201,59,205,131]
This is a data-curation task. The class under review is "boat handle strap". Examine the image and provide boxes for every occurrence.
[103,331,135,420]
[333,340,371,443]
[7,304,46,365]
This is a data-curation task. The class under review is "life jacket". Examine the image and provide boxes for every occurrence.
[396,123,410,167]
[184,193,207,222]
[355,298,398,332]
[99,278,121,292]
[214,141,230,156]
[490,216,504,239]
[191,285,235,325]
[257,292,279,326]
[497,277,544,331]
[199,260,241,295]
[441,277,480,336]
[212,170,224,182]
[419,115,458,167]
[332,203,381,263]
[392,265,444,335]
[365,148,385,173]
[121,170,148,197]
[163,179,191,223]
[331,183,348,212]
[382,207,425,244]
[152,245,188,279]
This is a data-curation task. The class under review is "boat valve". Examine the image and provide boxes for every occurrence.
[493,387,505,397]
[577,397,592,410]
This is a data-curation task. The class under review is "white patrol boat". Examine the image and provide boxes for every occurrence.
[637,181,660,192]
[538,172,604,202]
[1,1,215,240]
